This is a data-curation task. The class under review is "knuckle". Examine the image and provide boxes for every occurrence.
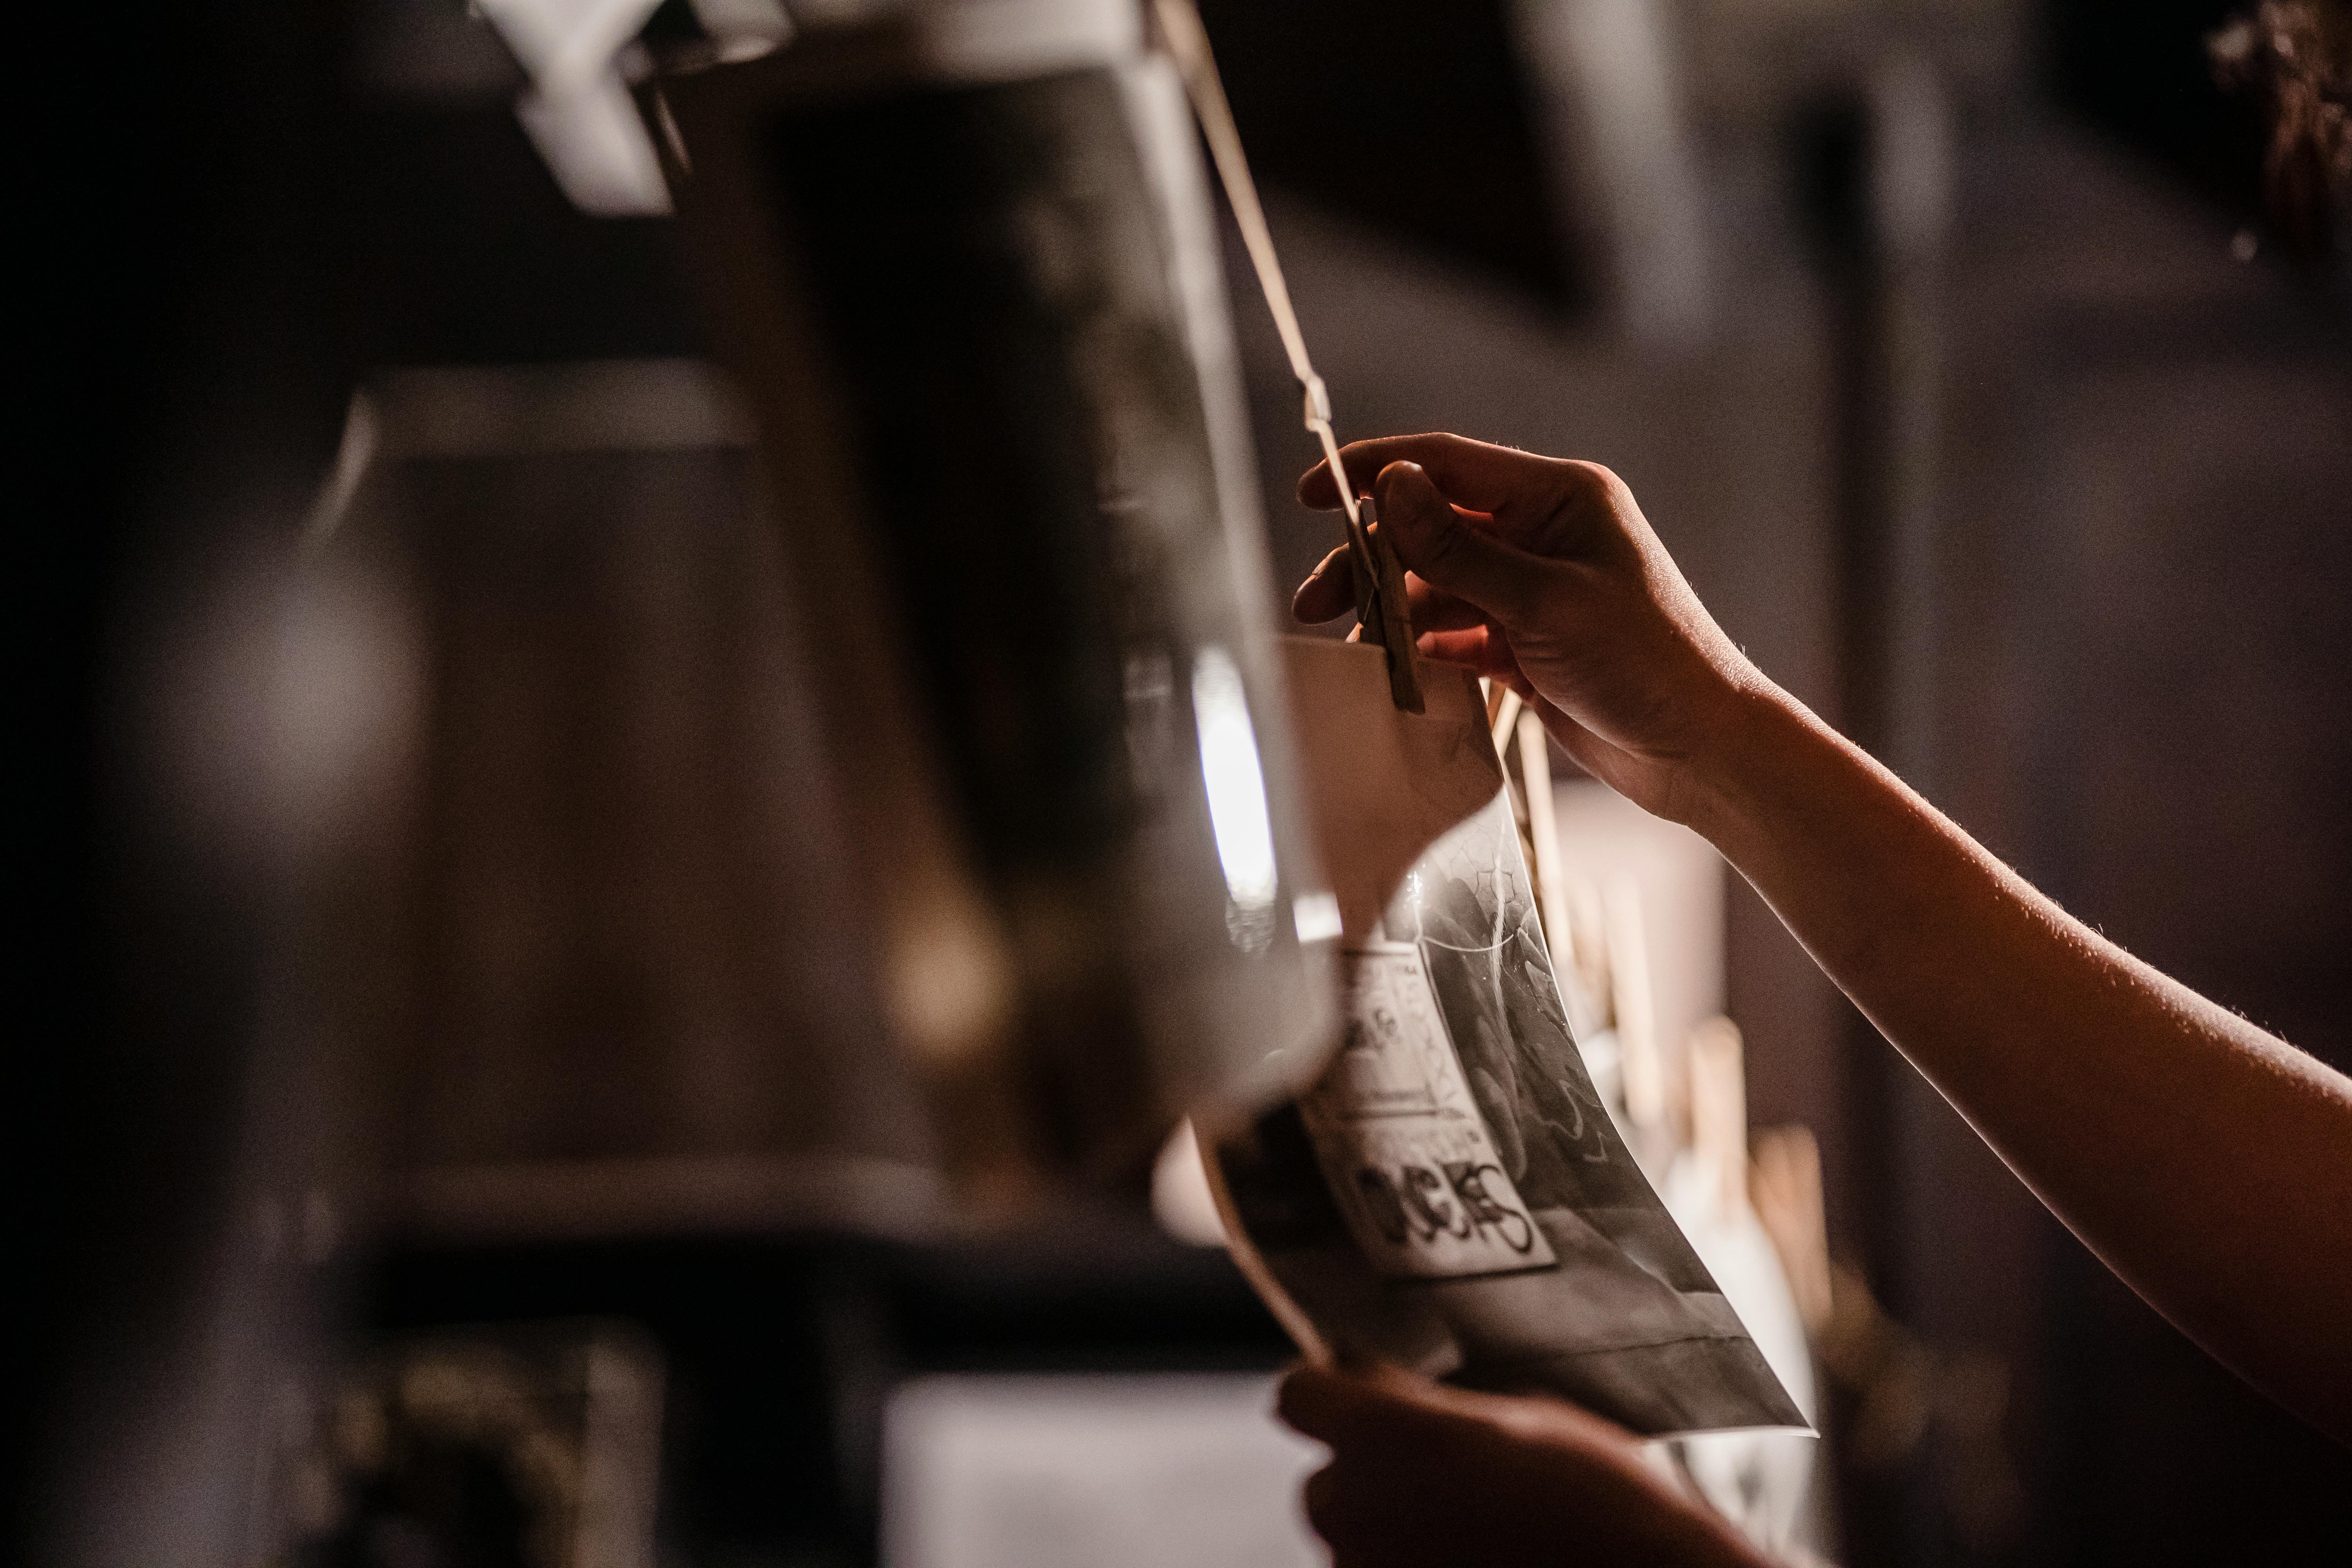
[1412,508,1467,567]
[1557,458,1619,503]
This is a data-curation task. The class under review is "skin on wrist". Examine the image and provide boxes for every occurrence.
[1659,673,1823,847]
[1677,679,1951,977]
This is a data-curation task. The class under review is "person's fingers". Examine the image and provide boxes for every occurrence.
[1276,1360,1452,1445]
[1413,624,1499,662]
[1296,550,1489,631]
[1297,432,1555,513]
[1341,1357,1466,1406]
[1276,1363,1377,1443]
[1447,1377,1648,1457]
[1291,544,1357,623]
[1299,1456,1430,1568]
[1401,574,1488,632]
[1414,626,1522,684]
[1287,1353,1637,1453]
[1376,462,1545,623]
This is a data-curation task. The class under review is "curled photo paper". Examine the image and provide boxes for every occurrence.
[1211,642,1808,1437]
[1296,939,1561,1282]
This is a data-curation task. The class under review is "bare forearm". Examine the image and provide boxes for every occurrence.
[1688,684,2352,1440]
[1295,432,2352,1437]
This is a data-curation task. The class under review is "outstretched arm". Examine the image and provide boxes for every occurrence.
[1296,433,2352,1441]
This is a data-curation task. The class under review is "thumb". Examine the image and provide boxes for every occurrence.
[1279,1361,1457,1449]
[1375,461,1542,624]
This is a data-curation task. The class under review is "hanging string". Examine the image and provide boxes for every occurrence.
[1150,0,1377,592]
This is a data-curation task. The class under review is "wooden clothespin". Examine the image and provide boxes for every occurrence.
[1351,493,1424,713]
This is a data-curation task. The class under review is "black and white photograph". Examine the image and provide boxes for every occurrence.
[26,0,2348,1563]
[1220,789,1808,1436]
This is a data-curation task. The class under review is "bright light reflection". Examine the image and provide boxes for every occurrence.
[1191,647,1278,946]
[1291,890,1342,944]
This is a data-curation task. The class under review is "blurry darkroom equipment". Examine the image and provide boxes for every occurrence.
[881,1373,1324,1568]
[645,0,1334,1209]
[350,3,1339,1564]
[34,1,1335,1564]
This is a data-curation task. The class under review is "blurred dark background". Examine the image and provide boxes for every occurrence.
[18,1,2348,1565]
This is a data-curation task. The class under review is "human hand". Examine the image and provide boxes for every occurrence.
[1293,434,1764,824]
[1277,1361,1770,1568]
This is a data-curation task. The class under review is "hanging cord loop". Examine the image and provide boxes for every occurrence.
[1152,0,1423,711]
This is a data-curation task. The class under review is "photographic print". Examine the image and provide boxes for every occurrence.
[1217,791,1807,1436]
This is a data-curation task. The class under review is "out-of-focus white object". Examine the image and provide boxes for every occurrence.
[686,0,795,59]
[1551,779,1724,1166]
[1606,869,1666,1139]
[479,0,671,214]
[882,1375,1324,1568]
[481,0,789,214]
[1662,1018,1822,1561]
[1143,1123,1223,1241]
[1151,1120,1227,1247]
[1193,646,1281,949]
[1512,0,1712,350]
